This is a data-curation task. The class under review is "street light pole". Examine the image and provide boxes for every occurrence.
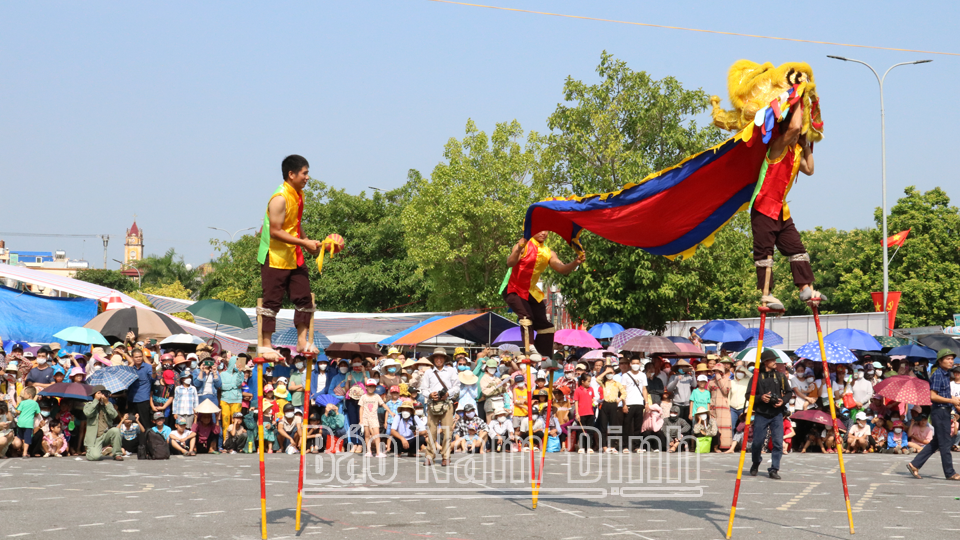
[826,55,931,335]
[208,226,256,242]
[113,258,141,288]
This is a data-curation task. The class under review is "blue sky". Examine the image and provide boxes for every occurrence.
[1,1,956,269]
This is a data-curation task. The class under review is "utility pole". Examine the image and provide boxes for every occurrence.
[100,235,111,269]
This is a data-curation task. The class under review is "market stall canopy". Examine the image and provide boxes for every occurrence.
[382,312,518,346]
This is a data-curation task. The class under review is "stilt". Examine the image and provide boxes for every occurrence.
[255,299,268,540]
[811,304,856,534]
[532,371,557,509]
[295,293,316,532]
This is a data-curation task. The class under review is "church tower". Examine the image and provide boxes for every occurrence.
[124,220,143,265]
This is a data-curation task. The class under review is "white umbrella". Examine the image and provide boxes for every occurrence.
[159,334,205,347]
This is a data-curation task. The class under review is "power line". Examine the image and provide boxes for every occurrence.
[428,0,960,57]
[0,232,100,238]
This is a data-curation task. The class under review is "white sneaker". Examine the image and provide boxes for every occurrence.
[376,453,386,458]
[43,453,51,458]
[364,452,373,457]
[577,449,585,454]
[587,449,595,454]
[636,448,645,454]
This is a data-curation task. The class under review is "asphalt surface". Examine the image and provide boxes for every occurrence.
[1,449,959,540]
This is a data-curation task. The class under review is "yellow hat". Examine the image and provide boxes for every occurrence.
[454,347,468,357]
[387,347,401,356]
[711,60,823,143]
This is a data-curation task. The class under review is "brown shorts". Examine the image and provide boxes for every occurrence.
[260,255,313,334]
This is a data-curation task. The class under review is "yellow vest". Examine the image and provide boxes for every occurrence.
[257,182,304,270]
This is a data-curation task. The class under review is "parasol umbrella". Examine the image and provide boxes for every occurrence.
[86,365,139,394]
[738,328,784,348]
[733,347,791,364]
[620,335,681,356]
[918,334,960,356]
[666,336,695,346]
[2,340,31,353]
[53,327,110,347]
[497,343,521,356]
[39,381,94,401]
[186,299,252,344]
[823,329,883,351]
[874,335,908,348]
[887,344,937,361]
[324,343,381,359]
[587,322,625,340]
[874,375,932,406]
[795,340,858,364]
[84,307,184,341]
[493,327,535,345]
[159,333,206,351]
[271,326,329,352]
[791,409,835,426]
[579,349,607,360]
[610,328,648,351]
[554,329,602,349]
[659,342,708,358]
[696,320,751,343]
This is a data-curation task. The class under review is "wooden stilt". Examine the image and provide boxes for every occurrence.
[295,293,316,532]
[255,298,267,540]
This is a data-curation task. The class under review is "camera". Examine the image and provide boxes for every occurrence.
[436,388,448,400]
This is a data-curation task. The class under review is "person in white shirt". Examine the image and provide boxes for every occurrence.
[620,356,649,453]
[487,407,516,452]
[419,348,460,466]
[790,368,815,411]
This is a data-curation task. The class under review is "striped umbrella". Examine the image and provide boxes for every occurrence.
[85,307,185,341]
[86,365,139,393]
[794,340,858,364]
[610,328,648,351]
[874,375,932,406]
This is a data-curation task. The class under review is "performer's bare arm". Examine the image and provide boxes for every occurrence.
[768,101,805,164]
[267,197,321,255]
[548,251,586,276]
[506,238,526,267]
[798,136,814,176]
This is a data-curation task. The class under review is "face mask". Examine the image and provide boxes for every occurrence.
[339,367,349,374]
[183,378,192,385]
[487,368,497,375]
[631,364,641,372]
[295,362,304,370]
[565,373,574,379]
[697,414,707,420]
[532,414,539,420]
[41,410,50,417]
[318,364,327,371]
[605,374,613,381]
[401,411,411,419]
[190,361,198,369]
[415,410,424,417]
[845,375,853,383]
[387,367,397,374]
[285,412,294,419]
[670,413,678,418]
[806,377,814,383]
[37,359,47,365]
[352,364,362,371]
[457,366,468,372]
[265,369,273,376]
[894,428,902,434]
[855,372,863,379]
[497,416,506,422]
[466,412,475,418]
[735,372,745,380]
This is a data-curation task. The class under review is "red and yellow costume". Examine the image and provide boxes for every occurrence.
[503,237,556,355]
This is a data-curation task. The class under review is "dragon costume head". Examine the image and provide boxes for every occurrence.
[711,60,823,143]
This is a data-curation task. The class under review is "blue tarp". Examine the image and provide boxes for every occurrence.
[0,284,97,353]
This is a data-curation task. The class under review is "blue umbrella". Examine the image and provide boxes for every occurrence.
[823,329,883,351]
[666,336,694,345]
[887,343,937,361]
[2,340,30,353]
[725,328,785,351]
[696,320,751,343]
[795,340,858,364]
[588,322,625,339]
[53,326,110,347]
[271,327,330,351]
[86,365,138,394]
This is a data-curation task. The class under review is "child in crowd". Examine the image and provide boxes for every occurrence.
[223,412,247,454]
[151,412,172,441]
[173,373,198,428]
[119,413,145,457]
[277,403,301,454]
[358,379,385,457]
[262,412,279,453]
[41,418,67,457]
[886,421,908,454]
[15,387,39,458]
[169,418,196,456]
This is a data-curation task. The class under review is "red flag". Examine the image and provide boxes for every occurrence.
[871,291,902,336]
[885,228,911,248]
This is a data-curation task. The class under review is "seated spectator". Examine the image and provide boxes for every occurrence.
[118,413,145,457]
[222,412,246,454]
[262,411,279,453]
[662,405,691,453]
[886,420,908,454]
[83,386,123,461]
[304,412,323,454]
[192,409,222,455]
[389,399,422,457]
[0,402,14,457]
[277,403,301,454]
[487,407,515,453]
[42,418,67,457]
[847,412,871,453]
[870,416,887,453]
[951,411,960,452]
[907,414,933,453]
[151,412,172,441]
[169,418,196,456]
[691,406,717,443]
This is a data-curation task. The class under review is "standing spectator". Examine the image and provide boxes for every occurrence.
[420,348,460,466]
[666,361,694,419]
[640,403,665,452]
[708,363,732,452]
[193,355,222,404]
[173,373,199,428]
[851,366,874,417]
[126,349,154,425]
[688,327,703,351]
[358,379,385,457]
[219,355,244,432]
[83,386,123,461]
[597,364,625,453]
[906,349,960,481]
[729,366,750,439]
[15,386,40,458]
[25,353,55,391]
[746,350,790,479]
[118,413,145,457]
[690,375,711,421]
[572,373,597,453]
[621,357,648,454]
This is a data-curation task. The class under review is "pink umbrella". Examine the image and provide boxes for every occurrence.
[874,375,932,406]
[791,409,834,426]
[580,349,607,360]
[659,342,708,358]
[554,329,602,349]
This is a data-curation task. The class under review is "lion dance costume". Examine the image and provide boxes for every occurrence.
[522,60,824,291]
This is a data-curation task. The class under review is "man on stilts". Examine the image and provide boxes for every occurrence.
[257,154,323,359]
[504,231,584,354]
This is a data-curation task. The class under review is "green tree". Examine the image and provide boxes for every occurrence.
[136,248,201,293]
[73,268,136,293]
[200,182,430,312]
[545,52,742,331]
[402,119,549,310]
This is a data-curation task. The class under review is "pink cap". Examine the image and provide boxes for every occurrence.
[365,378,377,386]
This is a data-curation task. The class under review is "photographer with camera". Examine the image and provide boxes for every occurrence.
[83,385,124,461]
[420,348,460,466]
[193,350,222,406]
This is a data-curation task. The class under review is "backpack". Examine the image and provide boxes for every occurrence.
[138,430,171,460]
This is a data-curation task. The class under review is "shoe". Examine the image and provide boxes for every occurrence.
[799,286,827,305]
[749,463,759,476]
[587,449,595,454]
[43,453,51,458]
[906,463,922,479]
[114,455,124,461]
[946,474,960,481]
[577,449,585,454]
[441,459,449,467]
[760,295,784,310]
[768,469,781,480]
[636,448,645,454]
[364,452,373,457]
[376,453,386,458]
[422,459,433,466]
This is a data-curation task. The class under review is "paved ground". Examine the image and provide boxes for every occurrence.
[1,450,959,539]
